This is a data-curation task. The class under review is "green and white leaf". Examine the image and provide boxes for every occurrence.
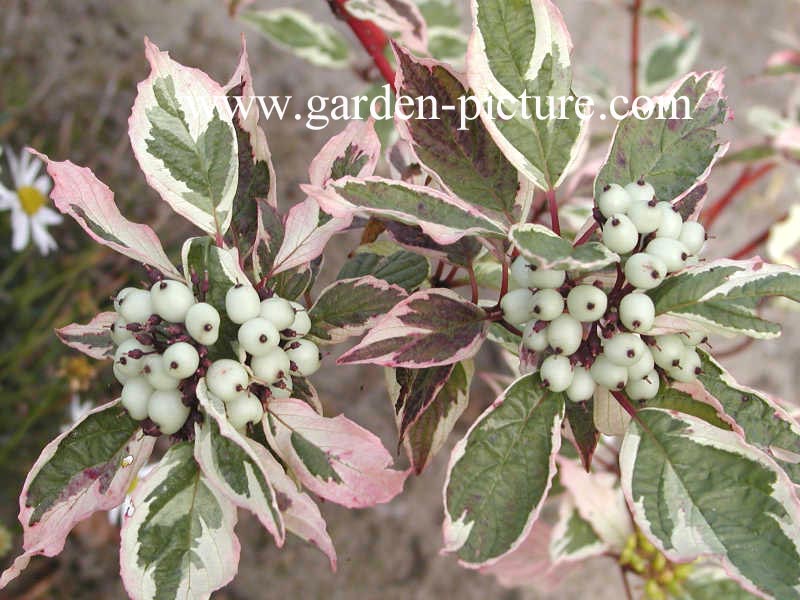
[240,8,351,69]
[467,0,586,190]
[549,497,605,564]
[194,380,285,544]
[337,244,430,292]
[120,443,240,600]
[640,25,701,95]
[510,223,619,271]
[621,408,800,599]
[443,373,565,567]
[129,39,238,237]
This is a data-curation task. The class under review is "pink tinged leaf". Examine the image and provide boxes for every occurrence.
[269,198,349,276]
[337,288,489,368]
[248,440,337,570]
[301,176,507,246]
[263,398,409,509]
[308,118,381,187]
[345,0,428,54]
[765,49,800,76]
[56,311,117,360]
[477,520,570,591]
[556,457,633,552]
[32,153,181,279]
[0,401,155,590]
[194,381,286,546]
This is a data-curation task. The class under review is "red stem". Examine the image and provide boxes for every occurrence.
[573,222,599,247]
[328,0,396,90]
[702,163,777,229]
[546,188,560,235]
[630,0,642,99]
[729,220,778,259]
[611,390,638,419]
[467,264,479,304]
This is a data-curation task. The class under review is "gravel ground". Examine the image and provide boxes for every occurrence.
[1,0,798,598]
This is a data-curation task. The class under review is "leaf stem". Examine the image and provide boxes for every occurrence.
[630,0,642,99]
[728,213,785,259]
[327,0,396,91]
[500,260,509,298]
[620,565,634,600]
[611,389,638,419]
[701,162,777,229]
[467,263,479,304]
[573,221,599,247]
[546,188,560,235]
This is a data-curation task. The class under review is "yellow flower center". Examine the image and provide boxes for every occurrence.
[17,186,46,216]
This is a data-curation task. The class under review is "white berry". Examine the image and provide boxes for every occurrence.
[668,347,702,383]
[225,284,261,324]
[121,377,153,420]
[147,389,189,435]
[531,288,565,321]
[646,237,689,272]
[546,314,584,355]
[627,348,655,380]
[511,256,565,289]
[150,279,195,323]
[260,296,296,331]
[226,392,264,430]
[111,316,133,345]
[501,288,535,326]
[680,330,708,346]
[142,354,180,391]
[651,334,685,370]
[627,199,663,235]
[118,289,153,324]
[238,317,280,356]
[114,339,152,377]
[522,322,548,352]
[284,302,312,338]
[597,183,632,218]
[624,252,667,289]
[625,370,660,400]
[185,302,221,346]
[619,292,655,332]
[163,342,200,379]
[113,287,137,312]
[206,359,249,401]
[114,362,132,385]
[540,355,573,392]
[285,339,321,376]
[603,332,646,367]
[624,180,656,204]
[269,376,294,399]
[566,285,607,322]
[251,346,291,383]
[679,221,706,254]
[602,214,639,254]
[655,202,683,239]
[590,355,629,390]
[566,366,596,402]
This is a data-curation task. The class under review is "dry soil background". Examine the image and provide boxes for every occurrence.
[1,0,799,598]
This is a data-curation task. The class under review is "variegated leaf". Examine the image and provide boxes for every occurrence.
[649,258,800,338]
[309,119,381,187]
[397,361,473,475]
[120,443,240,600]
[240,9,351,69]
[338,288,489,368]
[764,49,800,77]
[393,45,519,218]
[557,458,632,552]
[563,398,598,471]
[467,0,585,191]
[308,276,408,344]
[34,153,181,279]
[247,438,336,569]
[270,198,350,276]
[345,0,428,54]
[129,38,239,237]
[549,497,605,564]
[387,364,454,444]
[383,220,484,268]
[194,380,285,544]
[337,245,430,292]
[443,373,564,567]
[0,402,154,589]
[640,25,701,95]
[510,223,619,271]
[621,408,800,599]
[56,311,116,360]
[683,564,764,599]
[692,351,800,484]
[303,177,506,246]
[264,398,408,508]
[595,71,730,202]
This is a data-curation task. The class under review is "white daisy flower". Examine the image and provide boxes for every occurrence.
[0,147,63,255]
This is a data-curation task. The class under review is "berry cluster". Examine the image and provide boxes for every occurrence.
[111,279,320,437]
[502,180,708,403]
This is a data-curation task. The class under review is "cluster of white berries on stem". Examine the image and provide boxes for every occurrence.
[111,274,320,437]
[501,179,708,405]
